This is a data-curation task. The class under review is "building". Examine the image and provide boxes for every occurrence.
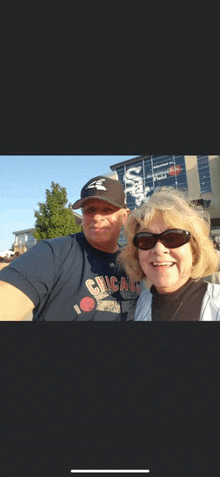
[13,228,37,254]
[70,211,82,226]
[110,155,220,245]
[13,211,83,254]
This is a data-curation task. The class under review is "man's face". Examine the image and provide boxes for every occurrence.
[82,199,128,252]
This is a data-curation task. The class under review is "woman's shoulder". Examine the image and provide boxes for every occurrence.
[138,288,152,300]
[201,283,220,320]
[134,288,152,321]
[206,282,220,302]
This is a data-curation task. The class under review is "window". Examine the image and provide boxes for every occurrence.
[197,155,212,194]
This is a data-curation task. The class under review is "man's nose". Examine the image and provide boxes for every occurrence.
[92,212,103,221]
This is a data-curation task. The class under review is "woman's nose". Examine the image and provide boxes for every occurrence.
[152,240,169,252]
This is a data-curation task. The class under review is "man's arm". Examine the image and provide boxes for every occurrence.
[0,281,35,321]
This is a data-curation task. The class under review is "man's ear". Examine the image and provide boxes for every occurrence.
[121,208,130,225]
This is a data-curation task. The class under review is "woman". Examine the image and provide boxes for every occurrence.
[205,236,220,285]
[119,187,220,321]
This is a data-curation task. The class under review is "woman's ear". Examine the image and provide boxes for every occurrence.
[191,244,198,265]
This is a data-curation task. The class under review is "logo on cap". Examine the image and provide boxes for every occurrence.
[87,179,107,191]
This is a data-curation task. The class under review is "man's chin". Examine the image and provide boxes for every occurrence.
[91,236,109,247]
[86,235,118,252]
[90,229,110,240]
[91,228,108,233]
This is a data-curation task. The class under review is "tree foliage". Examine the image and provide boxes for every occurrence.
[33,182,82,241]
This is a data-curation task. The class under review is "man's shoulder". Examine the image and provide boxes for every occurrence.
[41,232,85,251]
[42,233,88,263]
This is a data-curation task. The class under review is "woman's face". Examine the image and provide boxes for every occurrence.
[138,215,195,294]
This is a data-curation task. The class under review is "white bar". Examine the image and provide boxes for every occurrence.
[71,471,150,474]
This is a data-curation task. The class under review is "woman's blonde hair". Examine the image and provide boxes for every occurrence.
[118,187,219,282]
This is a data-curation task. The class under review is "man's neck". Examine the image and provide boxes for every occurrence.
[84,236,119,253]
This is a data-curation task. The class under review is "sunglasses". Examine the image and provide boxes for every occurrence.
[133,229,191,250]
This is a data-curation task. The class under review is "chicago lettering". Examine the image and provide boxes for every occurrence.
[85,276,137,295]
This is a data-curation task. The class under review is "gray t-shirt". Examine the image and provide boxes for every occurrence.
[0,233,139,321]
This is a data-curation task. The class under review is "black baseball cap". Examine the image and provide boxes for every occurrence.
[72,175,127,209]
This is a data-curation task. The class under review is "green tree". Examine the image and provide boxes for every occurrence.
[33,182,82,241]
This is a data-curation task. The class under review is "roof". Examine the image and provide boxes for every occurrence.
[72,211,82,219]
[13,211,83,236]
[110,155,153,170]
[13,228,36,235]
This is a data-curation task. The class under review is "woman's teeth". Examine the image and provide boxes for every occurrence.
[152,262,174,267]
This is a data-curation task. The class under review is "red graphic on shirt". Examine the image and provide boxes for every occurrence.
[169,165,181,176]
[80,296,96,312]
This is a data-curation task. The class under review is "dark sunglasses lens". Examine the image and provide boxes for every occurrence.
[162,231,190,248]
[133,230,191,250]
[133,234,156,250]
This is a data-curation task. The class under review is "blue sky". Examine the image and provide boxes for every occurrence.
[0,156,137,251]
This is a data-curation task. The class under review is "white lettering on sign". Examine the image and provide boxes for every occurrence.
[123,167,150,206]
[153,162,169,169]
[123,162,183,206]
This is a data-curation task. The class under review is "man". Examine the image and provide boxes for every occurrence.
[0,176,139,321]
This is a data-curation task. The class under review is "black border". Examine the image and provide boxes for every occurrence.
[1,321,220,476]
